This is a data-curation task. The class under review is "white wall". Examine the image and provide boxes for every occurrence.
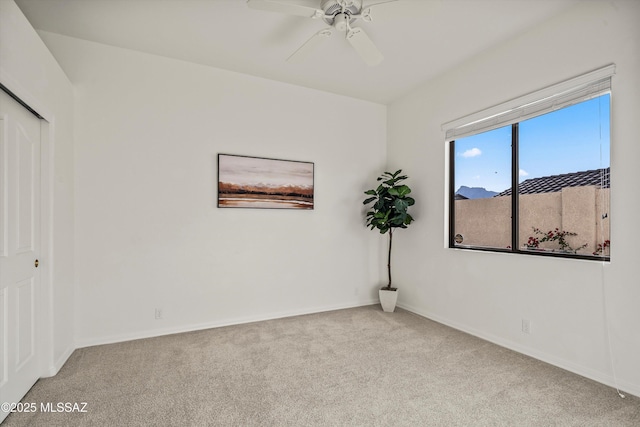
[37,33,387,347]
[0,0,75,375]
[388,0,640,396]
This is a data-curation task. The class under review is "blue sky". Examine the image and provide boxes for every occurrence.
[454,94,610,193]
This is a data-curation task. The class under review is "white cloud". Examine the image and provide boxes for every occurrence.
[519,169,529,177]
[461,148,482,158]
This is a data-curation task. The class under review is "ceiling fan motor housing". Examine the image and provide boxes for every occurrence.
[321,0,362,26]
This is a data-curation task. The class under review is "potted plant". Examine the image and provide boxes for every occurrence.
[363,170,415,312]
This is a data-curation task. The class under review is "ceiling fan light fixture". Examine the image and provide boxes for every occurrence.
[333,13,349,32]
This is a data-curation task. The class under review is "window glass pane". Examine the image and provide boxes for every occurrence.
[453,125,512,249]
[518,94,610,257]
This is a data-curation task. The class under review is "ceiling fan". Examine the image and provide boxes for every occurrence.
[247,0,397,66]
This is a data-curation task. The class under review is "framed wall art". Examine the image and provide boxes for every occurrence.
[217,154,314,210]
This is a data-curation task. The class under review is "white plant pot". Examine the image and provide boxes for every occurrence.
[379,288,398,312]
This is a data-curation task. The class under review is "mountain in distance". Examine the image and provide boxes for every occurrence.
[456,186,498,199]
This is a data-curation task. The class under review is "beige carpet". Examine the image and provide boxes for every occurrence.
[3,306,639,426]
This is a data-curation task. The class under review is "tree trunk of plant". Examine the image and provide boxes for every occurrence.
[387,228,393,288]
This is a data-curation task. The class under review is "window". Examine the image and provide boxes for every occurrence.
[446,67,612,260]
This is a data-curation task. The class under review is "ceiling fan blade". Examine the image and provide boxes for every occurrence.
[346,27,383,66]
[363,0,398,7]
[287,28,333,63]
[247,0,324,18]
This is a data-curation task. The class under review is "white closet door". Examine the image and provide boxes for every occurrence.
[0,90,41,423]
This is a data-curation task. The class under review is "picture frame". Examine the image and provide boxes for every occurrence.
[217,154,314,210]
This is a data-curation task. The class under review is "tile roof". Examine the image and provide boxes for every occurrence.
[495,167,610,197]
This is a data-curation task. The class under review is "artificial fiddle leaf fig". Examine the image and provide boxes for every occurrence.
[363,169,415,290]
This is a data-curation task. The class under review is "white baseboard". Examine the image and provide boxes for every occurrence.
[75,299,379,349]
[41,344,75,378]
[398,301,639,399]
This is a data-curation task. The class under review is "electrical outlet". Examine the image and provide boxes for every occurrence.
[155,308,163,320]
[522,319,531,334]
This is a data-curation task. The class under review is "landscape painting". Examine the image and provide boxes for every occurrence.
[218,154,314,209]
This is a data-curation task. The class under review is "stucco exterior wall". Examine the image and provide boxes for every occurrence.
[455,186,610,255]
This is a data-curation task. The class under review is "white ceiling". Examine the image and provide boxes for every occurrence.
[15,0,578,104]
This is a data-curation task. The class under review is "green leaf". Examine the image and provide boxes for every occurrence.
[364,189,377,195]
[395,185,411,197]
[363,196,376,205]
[394,199,408,212]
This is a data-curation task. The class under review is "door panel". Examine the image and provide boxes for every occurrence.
[0,117,5,257]
[17,125,36,254]
[0,288,6,386]
[0,91,41,423]
[16,279,35,369]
